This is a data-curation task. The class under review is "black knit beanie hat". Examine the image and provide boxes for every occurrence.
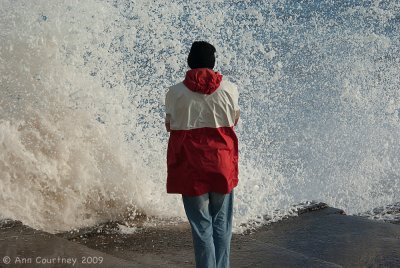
[187,41,216,69]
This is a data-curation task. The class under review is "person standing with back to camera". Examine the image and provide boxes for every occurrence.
[165,41,240,268]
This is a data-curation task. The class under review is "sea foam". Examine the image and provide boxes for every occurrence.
[0,0,399,233]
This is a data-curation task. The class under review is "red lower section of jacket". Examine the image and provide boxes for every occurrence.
[166,127,238,196]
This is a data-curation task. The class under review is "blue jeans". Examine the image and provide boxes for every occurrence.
[182,190,234,268]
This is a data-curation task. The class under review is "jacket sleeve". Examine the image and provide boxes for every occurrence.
[232,84,240,122]
[165,88,172,124]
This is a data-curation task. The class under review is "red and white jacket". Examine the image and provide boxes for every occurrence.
[165,68,239,196]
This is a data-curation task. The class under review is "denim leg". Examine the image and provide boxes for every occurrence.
[182,193,216,268]
[209,191,233,268]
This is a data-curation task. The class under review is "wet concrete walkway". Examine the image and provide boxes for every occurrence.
[0,221,136,267]
[1,207,399,267]
[231,207,400,267]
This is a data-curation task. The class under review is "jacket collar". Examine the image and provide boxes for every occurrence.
[183,68,223,95]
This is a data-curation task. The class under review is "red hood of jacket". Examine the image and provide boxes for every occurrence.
[183,68,223,95]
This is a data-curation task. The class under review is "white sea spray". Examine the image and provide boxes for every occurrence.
[0,0,399,233]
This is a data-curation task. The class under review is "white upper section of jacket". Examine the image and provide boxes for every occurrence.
[165,79,240,130]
